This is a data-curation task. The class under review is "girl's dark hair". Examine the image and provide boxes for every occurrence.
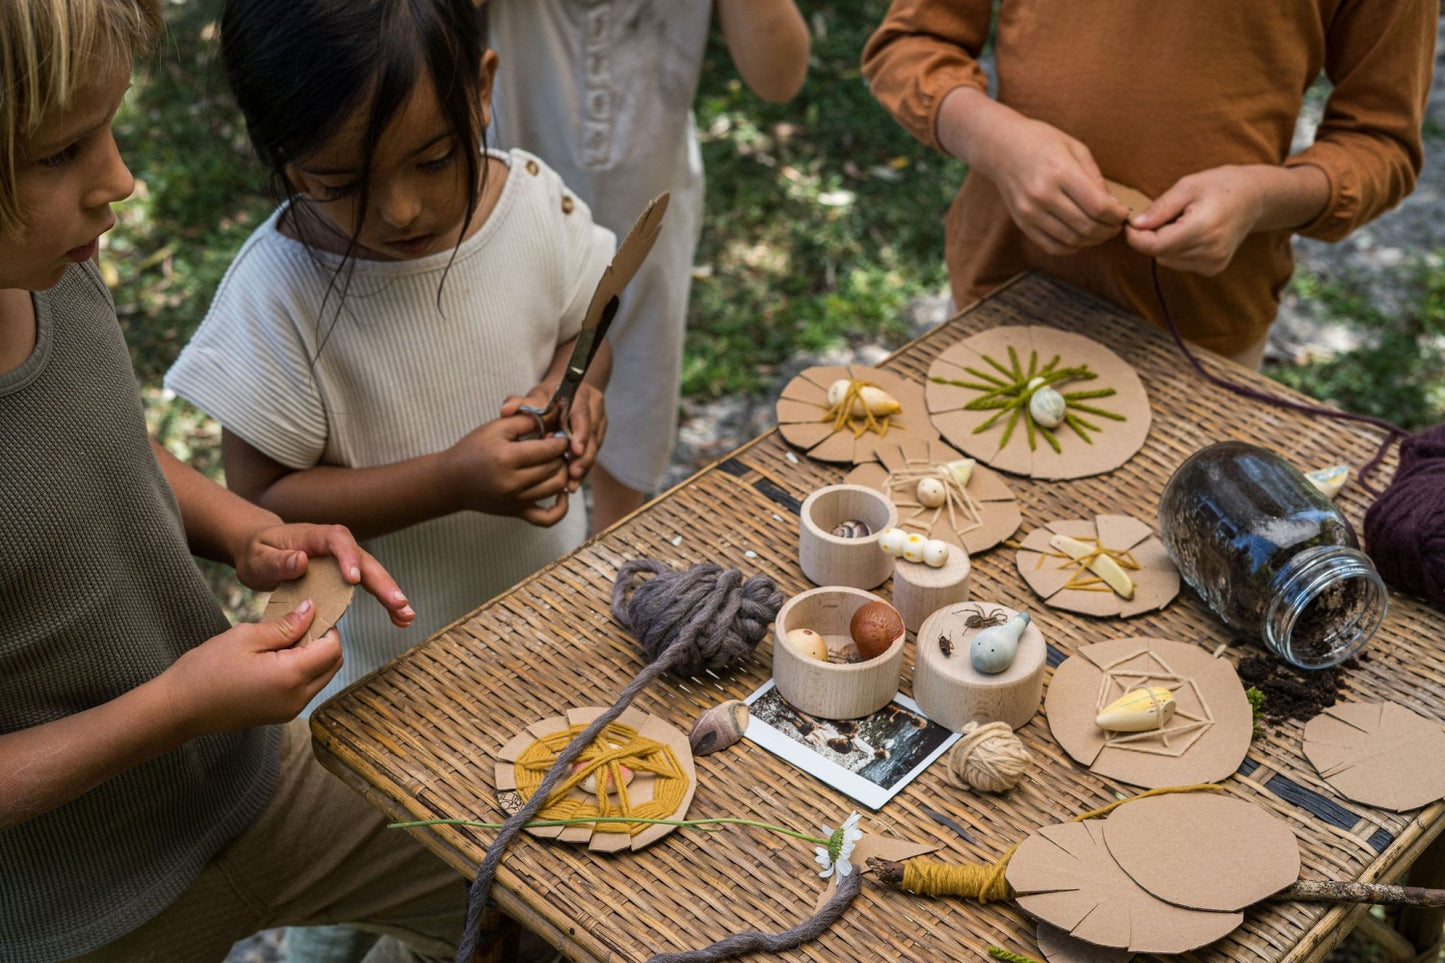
[219,0,489,258]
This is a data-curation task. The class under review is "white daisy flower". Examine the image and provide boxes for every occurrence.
[814,811,863,878]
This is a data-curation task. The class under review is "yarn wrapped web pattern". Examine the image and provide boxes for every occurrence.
[455,559,783,963]
[1365,423,1445,606]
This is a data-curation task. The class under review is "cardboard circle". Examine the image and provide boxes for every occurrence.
[1103,793,1300,911]
[262,556,355,647]
[1007,820,1241,954]
[1045,638,1252,789]
[1302,701,1445,812]
[1015,515,1179,618]
[1036,922,1132,963]
[925,325,1150,479]
[844,438,1020,554]
[776,364,937,464]
[494,706,696,852]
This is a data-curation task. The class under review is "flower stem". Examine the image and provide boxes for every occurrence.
[389,815,830,846]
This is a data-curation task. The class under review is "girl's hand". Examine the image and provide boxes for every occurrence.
[160,601,343,736]
[562,384,607,489]
[230,522,415,628]
[442,412,573,527]
[1125,165,1268,275]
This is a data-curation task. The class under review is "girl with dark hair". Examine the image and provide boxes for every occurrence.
[169,0,612,700]
[166,6,612,953]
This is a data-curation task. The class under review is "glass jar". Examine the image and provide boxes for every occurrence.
[1157,441,1387,668]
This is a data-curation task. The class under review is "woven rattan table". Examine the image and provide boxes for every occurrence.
[312,271,1445,962]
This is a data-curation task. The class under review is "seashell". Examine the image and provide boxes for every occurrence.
[1306,464,1349,500]
[1050,533,1136,599]
[826,379,902,418]
[922,539,951,568]
[970,611,1029,674]
[878,527,908,557]
[1028,385,1066,428]
[901,533,928,564]
[916,476,947,508]
[849,600,904,660]
[944,457,976,488]
[831,518,872,538]
[1095,686,1176,732]
[689,699,750,756]
[785,627,829,661]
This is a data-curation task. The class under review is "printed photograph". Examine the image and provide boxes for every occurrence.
[744,681,959,809]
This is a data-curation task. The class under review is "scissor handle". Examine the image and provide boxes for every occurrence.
[518,402,571,444]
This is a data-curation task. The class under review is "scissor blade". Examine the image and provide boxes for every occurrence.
[545,192,670,414]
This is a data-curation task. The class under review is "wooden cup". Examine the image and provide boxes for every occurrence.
[772,586,906,720]
[798,484,898,590]
[913,601,1046,731]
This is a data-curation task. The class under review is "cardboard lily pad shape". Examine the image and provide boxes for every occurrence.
[1103,792,1300,912]
[1302,701,1445,812]
[495,706,696,853]
[1006,819,1241,954]
[845,439,1020,554]
[776,364,936,465]
[925,325,1150,479]
[262,556,355,647]
[1036,921,1132,963]
[1015,515,1179,618]
[1045,638,1252,789]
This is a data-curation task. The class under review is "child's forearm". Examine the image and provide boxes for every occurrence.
[151,439,282,566]
[717,0,810,103]
[0,676,188,830]
[223,438,460,542]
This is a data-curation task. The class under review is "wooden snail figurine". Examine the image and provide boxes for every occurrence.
[1095,686,1177,732]
[970,611,1030,674]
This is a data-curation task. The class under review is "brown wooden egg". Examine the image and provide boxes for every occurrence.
[849,600,904,661]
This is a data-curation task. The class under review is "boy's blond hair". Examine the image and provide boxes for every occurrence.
[0,0,161,235]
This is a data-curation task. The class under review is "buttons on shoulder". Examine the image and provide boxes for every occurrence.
[525,159,539,176]
[561,195,575,215]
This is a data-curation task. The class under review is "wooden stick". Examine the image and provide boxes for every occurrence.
[866,858,1445,908]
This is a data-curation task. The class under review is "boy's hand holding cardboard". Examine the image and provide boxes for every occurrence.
[263,557,355,647]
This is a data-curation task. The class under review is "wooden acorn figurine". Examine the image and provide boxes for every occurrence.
[970,611,1030,674]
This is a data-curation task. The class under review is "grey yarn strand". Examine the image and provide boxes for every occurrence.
[646,869,863,962]
[455,559,782,963]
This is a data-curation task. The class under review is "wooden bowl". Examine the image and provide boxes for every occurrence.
[772,586,905,720]
[798,484,898,590]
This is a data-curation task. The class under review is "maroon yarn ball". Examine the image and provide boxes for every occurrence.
[1364,424,1445,606]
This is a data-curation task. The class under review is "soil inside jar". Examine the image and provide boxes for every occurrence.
[1286,575,1372,666]
[1237,652,1364,724]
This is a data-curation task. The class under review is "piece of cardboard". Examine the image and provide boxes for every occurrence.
[1015,516,1179,619]
[1045,638,1252,789]
[262,556,354,647]
[1103,793,1300,911]
[776,364,937,464]
[844,438,1021,555]
[1036,921,1132,963]
[1007,820,1241,954]
[925,325,1151,480]
[1303,701,1445,812]
[1104,179,1153,216]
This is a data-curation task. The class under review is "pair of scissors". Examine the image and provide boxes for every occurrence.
[520,191,670,443]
